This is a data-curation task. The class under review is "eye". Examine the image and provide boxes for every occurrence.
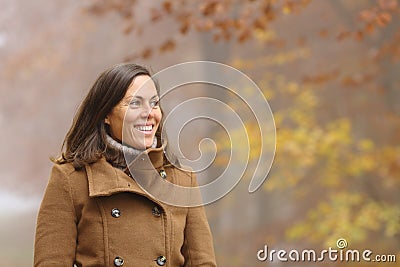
[129,99,141,108]
[150,100,160,108]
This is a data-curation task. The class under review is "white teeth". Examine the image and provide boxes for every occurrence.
[135,125,153,131]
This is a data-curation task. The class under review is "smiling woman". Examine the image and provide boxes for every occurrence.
[105,75,162,149]
[33,63,217,267]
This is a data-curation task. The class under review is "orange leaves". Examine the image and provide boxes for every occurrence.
[199,0,221,16]
[282,0,311,15]
[123,47,152,62]
[359,0,397,22]
[341,73,373,87]
[140,48,152,59]
[359,9,378,22]
[162,1,173,14]
[302,69,374,89]
[237,29,252,43]
[375,11,392,26]
[359,9,392,27]
[179,19,190,34]
[302,70,339,85]
[84,0,136,18]
[194,19,215,32]
[85,0,313,59]
[252,17,267,31]
[356,0,397,38]
[150,8,163,22]
[377,0,398,10]
[123,38,176,61]
[282,0,297,15]
[159,39,175,53]
[336,0,399,42]
[336,30,352,41]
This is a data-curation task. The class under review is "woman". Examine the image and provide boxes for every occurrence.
[34,63,217,266]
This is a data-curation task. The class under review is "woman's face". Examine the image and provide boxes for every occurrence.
[105,75,162,149]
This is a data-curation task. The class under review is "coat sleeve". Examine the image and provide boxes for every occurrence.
[34,164,77,266]
[182,172,217,267]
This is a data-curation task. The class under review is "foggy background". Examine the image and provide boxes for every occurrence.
[1,0,399,266]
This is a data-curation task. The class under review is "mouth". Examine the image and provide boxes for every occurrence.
[134,124,154,135]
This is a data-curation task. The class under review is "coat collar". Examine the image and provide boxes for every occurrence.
[85,145,165,200]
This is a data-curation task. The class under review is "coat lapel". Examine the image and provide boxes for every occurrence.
[86,147,166,202]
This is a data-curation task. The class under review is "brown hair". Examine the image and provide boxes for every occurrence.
[53,63,165,169]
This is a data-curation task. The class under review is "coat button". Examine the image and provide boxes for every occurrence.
[159,169,167,179]
[152,206,161,217]
[156,255,167,266]
[114,256,124,266]
[111,208,121,218]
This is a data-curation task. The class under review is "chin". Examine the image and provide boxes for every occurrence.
[132,135,155,149]
[145,139,154,149]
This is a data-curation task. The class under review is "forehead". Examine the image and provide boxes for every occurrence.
[125,75,157,98]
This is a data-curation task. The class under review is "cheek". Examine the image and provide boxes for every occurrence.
[124,109,140,123]
[154,109,162,124]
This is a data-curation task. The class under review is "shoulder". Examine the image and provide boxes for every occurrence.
[48,161,90,191]
[50,161,85,179]
[51,162,76,175]
[47,161,98,203]
[52,157,112,175]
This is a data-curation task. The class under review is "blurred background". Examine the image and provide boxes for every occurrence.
[1,0,399,266]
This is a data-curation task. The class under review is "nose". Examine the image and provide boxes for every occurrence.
[140,103,154,118]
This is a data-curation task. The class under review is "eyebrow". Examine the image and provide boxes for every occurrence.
[124,95,159,101]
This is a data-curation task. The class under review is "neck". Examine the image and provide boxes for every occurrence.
[105,134,157,169]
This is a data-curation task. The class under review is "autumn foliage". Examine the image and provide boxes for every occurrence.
[84,0,400,266]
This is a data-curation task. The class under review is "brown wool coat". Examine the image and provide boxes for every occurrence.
[34,146,217,267]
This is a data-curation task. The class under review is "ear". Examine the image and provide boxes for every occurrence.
[105,116,110,125]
